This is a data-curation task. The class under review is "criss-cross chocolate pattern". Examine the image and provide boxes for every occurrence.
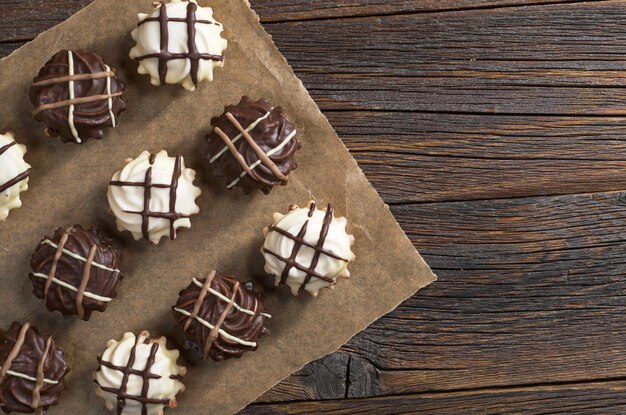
[0,323,58,411]
[31,228,119,319]
[31,51,122,143]
[97,333,178,415]
[263,203,350,294]
[212,112,296,189]
[134,1,224,85]
[109,153,189,241]
[0,140,31,194]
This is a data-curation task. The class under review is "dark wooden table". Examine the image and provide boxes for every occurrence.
[4,1,626,413]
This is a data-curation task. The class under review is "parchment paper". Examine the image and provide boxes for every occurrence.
[0,1,436,413]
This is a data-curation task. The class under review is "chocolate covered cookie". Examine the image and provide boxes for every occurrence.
[206,96,300,194]
[263,201,355,296]
[0,132,31,221]
[94,331,186,415]
[29,50,126,144]
[0,322,69,415]
[130,0,227,91]
[29,225,123,321]
[173,271,270,361]
[108,150,201,245]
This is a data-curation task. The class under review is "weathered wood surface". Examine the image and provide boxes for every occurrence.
[3,0,626,413]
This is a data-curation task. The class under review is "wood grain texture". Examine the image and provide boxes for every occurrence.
[3,0,626,414]
[245,381,626,414]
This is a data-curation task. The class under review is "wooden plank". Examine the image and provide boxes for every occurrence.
[0,0,601,41]
[330,112,626,203]
[260,1,626,114]
[251,0,604,22]
[259,191,626,402]
[244,381,626,414]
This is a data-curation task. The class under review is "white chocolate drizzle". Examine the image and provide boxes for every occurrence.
[0,367,59,385]
[40,239,120,273]
[226,129,297,189]
[173,307,258,347]
[189,277,272,318]
[104,64,116,128]
[67,51,81,143]
[30,273,112,303]
[209,110,271,163]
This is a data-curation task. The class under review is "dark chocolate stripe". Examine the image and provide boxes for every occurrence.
[0,141,16,156]
[298,205,335,294]
[0,169,31,194]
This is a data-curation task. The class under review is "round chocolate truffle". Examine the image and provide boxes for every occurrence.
[108,150,201,245]
[173,271,270,361]
[206,96,300,194]
[0,132,31,221]
[29,225,123,321]
[130,0,227,91]
[29,49,126,144]
[95,331,186,415]
[0,321,69,415]
[263,201,355,297]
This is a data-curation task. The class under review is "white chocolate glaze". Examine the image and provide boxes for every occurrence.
[0,132,31,221]
[129,0,227,91]
[262,201,355,296]
[107,150,201,245]
[95,332,186,415]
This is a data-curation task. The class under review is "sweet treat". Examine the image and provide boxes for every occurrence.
[0,321,69,415]
[108,150,201,245]
[29,225,124,321]
[29,49,126,144]
[95,331,185,415]
[173,270,271,361]
[206,96,300,194]
[263,201,355,296]
[130,0,227,91]
[0,133,31,221]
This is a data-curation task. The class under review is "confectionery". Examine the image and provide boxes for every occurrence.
[29,225,124,321]
[173,270,271,361]
[262,201,356,296]
[94,331,186,415]
[130,0,227,91]
[29,49,126,144]
[205,96,300,194]
[108,150,201,245]
[0,132,31,221]
[0,321,69,415]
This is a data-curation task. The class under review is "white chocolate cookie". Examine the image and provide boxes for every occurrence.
[0,132,31,221]
[262,201,355,296]
[130,0,227,91]
[95,331,186,415]
[108,150,201,245]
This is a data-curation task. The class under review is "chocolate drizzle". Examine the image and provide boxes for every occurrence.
[0,322,69,415]
[109,154,189,241]
[264,203,349,295]
[206,96,300,194]
[134,1,224,86]
[29,49,126,144]
[173,272,270,361]
[29,225,123,321]
[0,140,31,195]
[96,333,173,415]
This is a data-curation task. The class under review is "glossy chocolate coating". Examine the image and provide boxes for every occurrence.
[0,322,69,414]
[29,225,123,321]
[173,273,270,361]
[205,96,300,194]
[29,49,126,144]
